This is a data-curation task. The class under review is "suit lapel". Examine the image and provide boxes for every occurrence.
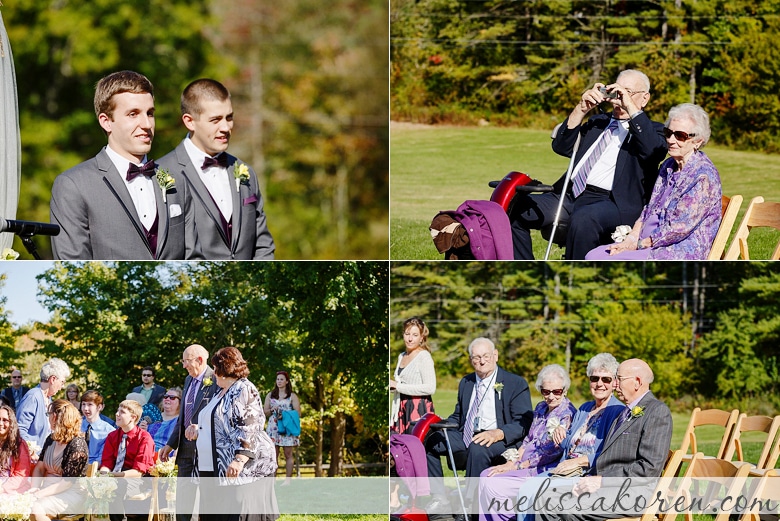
[227,157,242,253]
[178,144,231,248]
[493,368,503,427]
[153,170,169,260]
[98,151,153,256]
[602,392,654,451]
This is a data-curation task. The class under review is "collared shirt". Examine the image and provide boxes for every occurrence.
[626,390,650,411]
[575,118,630,191]
[101,425,155,474]
[105,145,157,230]
[469,369,498,431]
[184,137,233,221]
[139,386,153,404]
[82,416,115,464]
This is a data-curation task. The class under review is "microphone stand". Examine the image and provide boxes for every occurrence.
[18,232,43,259]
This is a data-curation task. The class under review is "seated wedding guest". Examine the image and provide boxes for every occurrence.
[586,103,721,260]
[145,387,182,452]
[101,399,156,521]
[29,400,89,521]
[502,354,626,521]
[478,364,576,521]
[0,403,32,494]
[127,391,163,426]
[80,390,115,464]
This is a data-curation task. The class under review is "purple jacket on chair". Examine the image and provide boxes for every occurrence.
[439,200,513,260]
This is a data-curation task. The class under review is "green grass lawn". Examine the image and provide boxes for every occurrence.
[391,122,780,260]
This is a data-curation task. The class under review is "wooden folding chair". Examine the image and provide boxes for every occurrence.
[707,194,743,260]
[58,462,99,521]
[680,453,752,521]
[678,408,740,462]
[613,449,689,521]
[741,468,780,521]
[723,196,780,260]
[723,413,780,470]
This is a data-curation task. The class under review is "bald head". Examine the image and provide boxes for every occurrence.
[615,358,654,404]
[182,344,209,378]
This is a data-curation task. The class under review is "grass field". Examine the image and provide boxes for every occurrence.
[390,122,780,260]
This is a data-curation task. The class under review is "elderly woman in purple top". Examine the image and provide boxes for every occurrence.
[586,103,722,260]
[478,364,576,521]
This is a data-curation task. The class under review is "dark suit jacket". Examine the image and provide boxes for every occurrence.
[552,112,668,225]
[50,148,202,260]
[595,391,672,478]
[447,366,533,447]
[166,367,220,455]
[132,383,166,407]
[1,385,29,410]
[157,142,275,260]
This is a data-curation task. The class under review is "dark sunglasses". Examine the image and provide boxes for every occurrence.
[589,375,614,384]
[163,395,180,401]
[540,388,564,397]
[663,128,696,142]
[142,374,153,377]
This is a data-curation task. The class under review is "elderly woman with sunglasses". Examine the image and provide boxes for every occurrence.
[478,364,576,521]
[586,103,722,260]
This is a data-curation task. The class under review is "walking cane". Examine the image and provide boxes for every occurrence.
[543,125,582,261]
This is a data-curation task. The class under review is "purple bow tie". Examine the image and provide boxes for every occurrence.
[202,154,228,170]
[126,161,157,181]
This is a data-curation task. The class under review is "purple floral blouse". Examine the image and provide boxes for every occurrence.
[641,151,722,260]
[517,398,576,474]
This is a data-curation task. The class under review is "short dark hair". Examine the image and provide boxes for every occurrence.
[142,366,155,376]
[181,78,230,117]
[80,390,104,406]
[94,70,154,120]
[212,347,249,379]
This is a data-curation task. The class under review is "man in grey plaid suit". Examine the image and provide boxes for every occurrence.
[538,358,673,521]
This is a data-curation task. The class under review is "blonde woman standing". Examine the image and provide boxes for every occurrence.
[390,317,437,434]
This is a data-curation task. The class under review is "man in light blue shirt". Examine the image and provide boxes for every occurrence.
[17,358,70,448]
[80,390,116,464]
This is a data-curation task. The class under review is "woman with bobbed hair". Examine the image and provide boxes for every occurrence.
[187,347,278,521]
[0,403,32,493]
[29,400,89,521]
[390,317,437,434]
[587,103,722,260]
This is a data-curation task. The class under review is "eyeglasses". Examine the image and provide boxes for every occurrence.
[163,395,180,401]
[142,374,153,377]
[663,128,696,142]
[626,89,647,96]
[181,358,196,364]
[11,376,21,379]
[540,389,564,397]
[589,375,613,384]
[470,354,494,363]
[616,375,636,382]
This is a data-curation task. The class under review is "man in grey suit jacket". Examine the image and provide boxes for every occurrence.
[159,344,219,521]
[538,358,673,521]
[425,337,534,515]
[50,70,201,260]
[156,78,275,260]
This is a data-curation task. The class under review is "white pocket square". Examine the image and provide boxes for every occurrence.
[170,204,182,217]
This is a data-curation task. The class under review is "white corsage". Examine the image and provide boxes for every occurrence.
[545,417,561,438]
[611,225,633,243]
[494,382,504,400]
[501,448,520,462]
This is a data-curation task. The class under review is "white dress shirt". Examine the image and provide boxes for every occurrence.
[574,119,630,192]
[469,369,498,431]
[105,145,157,230]
[184,137,233,221]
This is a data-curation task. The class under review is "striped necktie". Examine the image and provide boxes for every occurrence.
[463,381,484,447]
[184,379,200,426]
[113,433,128,472]
[571,119,620,197]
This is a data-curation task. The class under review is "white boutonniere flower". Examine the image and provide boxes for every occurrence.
[494,382,504,400]
[611,225,633,243]
[1,247,19,260]
[233,163,250,192]
[501,448,520,462]
[202,377,213,387]
[155,168,176,203]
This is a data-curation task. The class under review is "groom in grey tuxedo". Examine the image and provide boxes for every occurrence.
[538,358,673,521]
[50,70,201,260]
[156,78,275,260]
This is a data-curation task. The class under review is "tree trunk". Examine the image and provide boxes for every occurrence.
[314,375,324,477]
[328,409,346,476]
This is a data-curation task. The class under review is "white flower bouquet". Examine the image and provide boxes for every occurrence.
[80,474,119,516]
[0,492,34,521]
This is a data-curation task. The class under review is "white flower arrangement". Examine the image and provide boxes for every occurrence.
[1,248,19,260]
[26,439,42,462]
[545,417,561,438]
[611,225,633,243]
[149,458,177,477]
[80,474,119,516]
[0,492,34,521]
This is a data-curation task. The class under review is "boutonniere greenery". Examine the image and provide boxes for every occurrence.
[2,247,19,260]
[155,168,175,202]
[202,377,213,387]
[233,163,250,192]
[630,405,645,419]
[494,382,504,400]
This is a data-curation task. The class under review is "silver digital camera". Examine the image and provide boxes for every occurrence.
[599,86,619,99]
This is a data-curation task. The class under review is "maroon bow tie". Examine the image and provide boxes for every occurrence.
[202,154,228,170]
[126,161,157,181]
